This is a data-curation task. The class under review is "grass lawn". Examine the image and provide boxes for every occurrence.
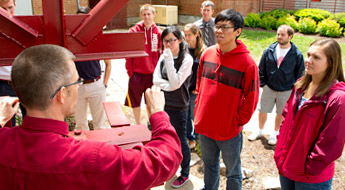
[239,29,345,69]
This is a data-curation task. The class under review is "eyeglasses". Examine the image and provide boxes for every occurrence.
[50,78,84,99]
[163,38,178,44]
[214,24,235,31]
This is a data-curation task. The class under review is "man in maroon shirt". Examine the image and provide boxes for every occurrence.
[0,44,182,189]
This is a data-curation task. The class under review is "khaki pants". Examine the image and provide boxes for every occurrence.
[74,79,108,130]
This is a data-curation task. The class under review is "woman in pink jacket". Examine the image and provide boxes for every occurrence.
[274,39,345,190]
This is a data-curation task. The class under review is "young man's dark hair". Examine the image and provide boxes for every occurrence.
[215,9,244,38]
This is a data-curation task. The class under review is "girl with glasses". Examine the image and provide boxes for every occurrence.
[153,25,193,188]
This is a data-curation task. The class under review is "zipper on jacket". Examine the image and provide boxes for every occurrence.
[295,90,302,113]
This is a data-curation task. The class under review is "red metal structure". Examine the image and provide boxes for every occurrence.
[0,0,146,66]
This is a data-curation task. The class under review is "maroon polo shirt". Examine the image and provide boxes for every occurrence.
[0,112,182,189]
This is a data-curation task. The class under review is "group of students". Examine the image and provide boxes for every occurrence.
[1,0,345,190]
[126,2,259,189]
[124,2,212,188]
[127,3,345,190]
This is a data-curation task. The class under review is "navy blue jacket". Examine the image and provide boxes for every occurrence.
[259,42,305,91]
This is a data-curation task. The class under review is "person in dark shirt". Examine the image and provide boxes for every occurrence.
[183,23,206,149]
[74,7,112,131]
[248,25,304,145]
[194,1,216,47]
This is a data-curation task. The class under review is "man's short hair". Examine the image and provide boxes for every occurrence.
[278,24,294,36]
[215,9,244,31]
[11,44,75,110]
[201,1,214,9]
[140,4,155,15]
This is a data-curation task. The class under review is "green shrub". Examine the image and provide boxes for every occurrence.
[276,15,299,31]
[259,14,276,30]
[317,19,343,37]
[268,9,292,19]
[244,13,261,28]
[298,17,317,34]
[294,8,331,22]
[329,13,345,22]
[339,17,345,28]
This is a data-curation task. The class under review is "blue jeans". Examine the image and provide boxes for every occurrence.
[280,175,333,190]
[165,109,190,177]
[200,132,243,190]
[186,93,196,141]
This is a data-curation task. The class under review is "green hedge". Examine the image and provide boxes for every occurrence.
[294,8,331,22]
[268,9,293,19]
[244,9,345,37]
[298,17,317,34]
[329,13,345,22]
[259,13,276,30]
[276,15,299,31]
[244,13,261,28]
[339,17,345,28]
[317,19,343,37]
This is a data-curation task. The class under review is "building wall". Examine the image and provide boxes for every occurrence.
[260,0,295,12]
[294,0,345,13]
[222,0,259,15]
[308,0,345,13]
[31,0,345,27]
[126,0,260,25]
[126,0,259,18]
[32,0,89,15]
[127,0,151,17]
[31,0,259,23]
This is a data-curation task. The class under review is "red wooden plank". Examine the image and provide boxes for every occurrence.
[103,101,130,127]
[69,125,152,149]
[86,125,151,145]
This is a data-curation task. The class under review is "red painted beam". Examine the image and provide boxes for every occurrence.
[0,0,147,66]
[0,8,38,49]
[42,0,65,45]
[0,15,44,66]
[72,0,129,46]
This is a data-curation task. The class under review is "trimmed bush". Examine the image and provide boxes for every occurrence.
[294,8,331,22]
[276,15,299,31]
[244,13,261,28]
[317,19,343,37]
[329,13,345,22]
[268,9,292,19]
[298,17,317,34]
[339,17,345,28]
[260,13,276,30]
